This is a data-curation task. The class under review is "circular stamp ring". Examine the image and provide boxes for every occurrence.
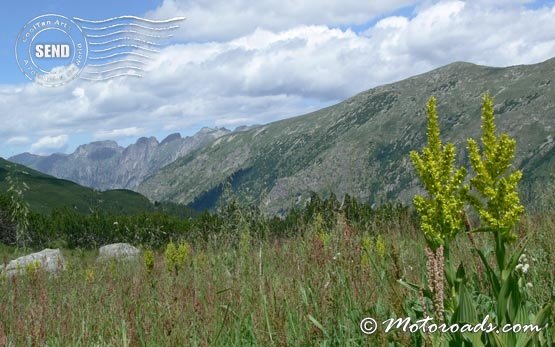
[15,14,88,87]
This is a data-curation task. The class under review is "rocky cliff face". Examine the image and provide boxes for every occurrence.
[10,127,231,191]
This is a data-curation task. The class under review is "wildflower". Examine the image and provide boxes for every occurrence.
[317,231,331,248]
[84,268,95,283]
[516,253,530,274]
[361,236,372,269]
[164,240,190,275]
[375,235,386,260]
[311,213,331,248]
[25,260,41,277]
[176,242,190,265]
[164,241,178,274]
[143,249,155,275]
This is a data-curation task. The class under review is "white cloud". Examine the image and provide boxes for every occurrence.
[146,0,414,41]
[72,87,85,98]
[0,1,554,157]
[6,136,30,145]
[94,127,145,140]
[366,1,555,67]
[30,135,69,154]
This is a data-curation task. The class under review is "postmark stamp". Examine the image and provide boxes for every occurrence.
[15,14,184,86]
[15,14,88,87]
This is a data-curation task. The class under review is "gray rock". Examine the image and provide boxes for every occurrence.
[98,243,140,262]
[2,249,65,277]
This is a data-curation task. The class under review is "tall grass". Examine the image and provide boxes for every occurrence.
[0,211,553,346]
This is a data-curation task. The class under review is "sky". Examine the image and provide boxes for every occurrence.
[0,0,554,157]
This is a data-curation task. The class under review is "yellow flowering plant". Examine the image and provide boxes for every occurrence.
[410,97,468,250]
[409,96,468,325]
[164,240,190,276]
[143,249,155,275]
[466,92,525,241]
[403,94,552,346]
[464,93,551,346]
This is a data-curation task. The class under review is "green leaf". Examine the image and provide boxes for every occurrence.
[497,270,512,323]
[307,315,327,337]
[533,302,553,328]
[507,280,523,323]
[397,279,433,299]
[461,332,485,347]
[515,303,553,347]
[475,248,500,295]
[444,257,457,288]
[454,262,467,290]
[454,282,477,324]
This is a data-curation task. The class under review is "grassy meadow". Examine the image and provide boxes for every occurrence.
[0,208,553,346]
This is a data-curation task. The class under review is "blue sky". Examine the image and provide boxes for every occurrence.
[1,0,554,157]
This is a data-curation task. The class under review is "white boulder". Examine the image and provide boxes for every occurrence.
[98,243,140,262]
[2,248,65,277]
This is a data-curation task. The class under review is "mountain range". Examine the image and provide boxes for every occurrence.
[10,127,231,191]
[9,58,555,214]
[137,58,555,213]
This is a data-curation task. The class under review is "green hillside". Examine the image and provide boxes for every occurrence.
[138,58,555,214]
[0,158,154,215]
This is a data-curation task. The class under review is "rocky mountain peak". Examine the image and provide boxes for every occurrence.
[160,133,182,145]
[9,127,231,190]
[135,137,159,146]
